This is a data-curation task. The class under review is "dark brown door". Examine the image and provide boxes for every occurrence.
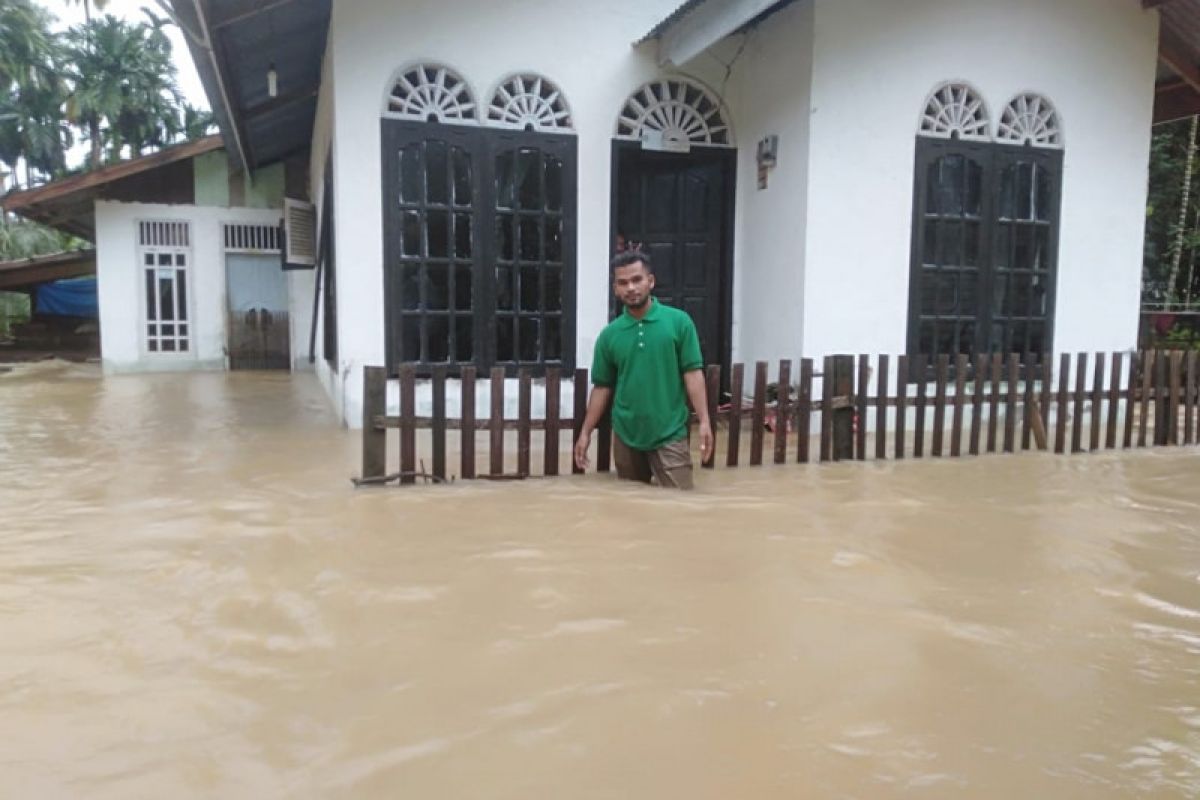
[613,145,734,369]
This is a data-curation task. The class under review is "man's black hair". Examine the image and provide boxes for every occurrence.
[611,249,652,273]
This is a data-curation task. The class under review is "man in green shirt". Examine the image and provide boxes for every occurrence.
[573,251,713,489]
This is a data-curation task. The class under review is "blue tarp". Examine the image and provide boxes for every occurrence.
[35,277,98,318]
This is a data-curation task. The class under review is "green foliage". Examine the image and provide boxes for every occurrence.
[0,0,215,194]
[0,0,69,185]
[0,214,80,260]
[1144,117,1200,307]
[0,291,30,338]
[65,12,185,163]
[0,214,84,337]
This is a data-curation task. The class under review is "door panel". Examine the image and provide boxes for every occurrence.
[615,147,733,370]
[226,253,290,370]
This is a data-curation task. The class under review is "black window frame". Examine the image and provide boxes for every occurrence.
[381,119,578,378]
[906,136,1063,375]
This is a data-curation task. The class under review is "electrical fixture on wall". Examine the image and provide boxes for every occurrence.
[267,63,278,99]
[756,135,778,190]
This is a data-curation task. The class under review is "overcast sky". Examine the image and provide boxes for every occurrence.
[36,0,210,111]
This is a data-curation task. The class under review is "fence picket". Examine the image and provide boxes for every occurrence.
[1055,353,1070,455]
[489,367,504,476]
[751,362,767,466]
[518,369,532,476]
[544,368,560,477]
[461,366,476,479]
[400,365,416,484]
[876,355,890,460]
[774,359,791,465]
[932,354,948,457]
[432,366,447,480]
[895,355,908,460]
[1090,353,1104,453]
[1107,352,1121,450]
[857,355,870,460]
[914,355,928,459]
[798,359,813,464]
[727,363,744,467]
[1005,354,1019,453]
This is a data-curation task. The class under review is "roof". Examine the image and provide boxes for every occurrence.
[169,0,331,173]
[0,136,222,240]
[0,250,96,291]
[642,0,1200,125]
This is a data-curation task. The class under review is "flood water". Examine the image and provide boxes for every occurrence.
[2,362,1199,798]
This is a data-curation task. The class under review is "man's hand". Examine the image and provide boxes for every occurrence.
[574,430,592,470]
[698,420,714,465]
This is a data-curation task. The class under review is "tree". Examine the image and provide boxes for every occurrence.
[64,14,183,164]
[1144,117,1200,308]
[0,0,69,190]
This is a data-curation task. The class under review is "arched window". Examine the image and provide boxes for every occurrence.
[380,64,577,373]
[487,73,573,132]
[908,83,1063,368]
[615,78,732,147]
[385,63,478,124]
[918,82,991,142]
[996,93,1063,148]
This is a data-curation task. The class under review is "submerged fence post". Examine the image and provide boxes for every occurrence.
[361,366,387,481]
[832,354,855,461]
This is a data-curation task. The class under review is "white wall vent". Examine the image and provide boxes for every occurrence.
[283,198,316,268]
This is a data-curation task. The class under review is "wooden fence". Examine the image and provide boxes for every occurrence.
[356,350,1200,486]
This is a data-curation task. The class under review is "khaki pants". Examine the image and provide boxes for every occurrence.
[612,435,694,490]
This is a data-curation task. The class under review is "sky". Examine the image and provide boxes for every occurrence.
[36,0,210,111]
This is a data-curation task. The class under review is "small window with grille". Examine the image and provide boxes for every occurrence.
[139,220,192,355]
[223,222,282,253]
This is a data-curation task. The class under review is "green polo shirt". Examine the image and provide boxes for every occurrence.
[591,298,704,451]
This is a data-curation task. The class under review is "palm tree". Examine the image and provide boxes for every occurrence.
[65,14,182,164]
[0,0,68,189]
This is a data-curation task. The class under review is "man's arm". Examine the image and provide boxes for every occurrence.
[573,385,613,470]
[682,369,714,464]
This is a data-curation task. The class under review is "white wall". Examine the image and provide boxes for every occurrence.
[801,0,1158,362]
[327,0,728,427]
[724,0,814,367]
[94,200,311,373]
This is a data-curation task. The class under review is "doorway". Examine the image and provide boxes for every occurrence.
[225,253,290,370]
[611,142,735,370]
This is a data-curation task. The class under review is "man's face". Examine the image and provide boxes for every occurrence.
[613,261,655,310]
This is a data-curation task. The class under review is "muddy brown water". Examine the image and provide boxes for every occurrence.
[1,363,1199,798]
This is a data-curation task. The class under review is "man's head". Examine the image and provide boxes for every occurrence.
[611,250,655,311]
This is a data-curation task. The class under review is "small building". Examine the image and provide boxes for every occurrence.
[9,0,1200,428]
[2,136,315,373]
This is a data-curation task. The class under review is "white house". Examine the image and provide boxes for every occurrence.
[8,0,1199,429]
[2,136,316,373]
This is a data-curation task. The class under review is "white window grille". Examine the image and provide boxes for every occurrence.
[139,220,191,355]
[487,74,573,132]
[615,78,731,148]
[919,82,991,142]
[223,222,281,253]
[385,63,477,124]
[996,93,1063,148]
[138,219,190,248]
